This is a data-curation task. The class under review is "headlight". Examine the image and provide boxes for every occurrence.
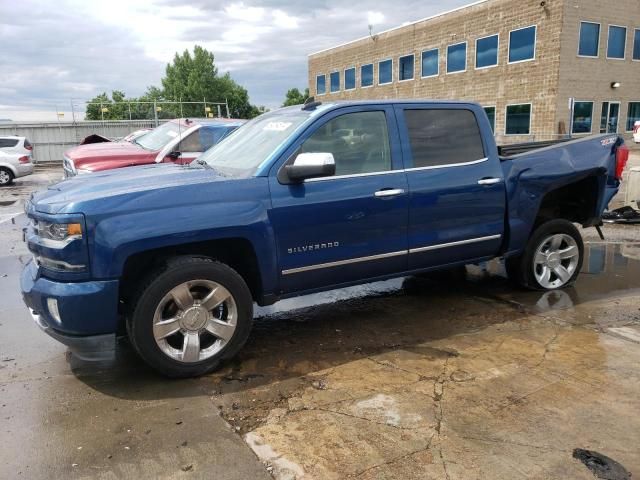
[34,220,82,246]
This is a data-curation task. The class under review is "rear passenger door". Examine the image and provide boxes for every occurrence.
[395,104,505,269]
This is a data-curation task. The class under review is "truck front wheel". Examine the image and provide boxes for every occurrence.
[506,219,583,291]
[127,256,253,378]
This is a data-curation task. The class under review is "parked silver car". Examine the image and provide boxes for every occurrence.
[0,136,34,185]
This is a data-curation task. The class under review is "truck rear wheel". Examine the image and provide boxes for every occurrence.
[127,256,253,378]
[506,219,583,291]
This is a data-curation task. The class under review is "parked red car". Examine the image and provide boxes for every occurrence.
[63,118,245,177]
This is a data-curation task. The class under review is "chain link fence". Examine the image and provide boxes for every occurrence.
[82,100,230,123]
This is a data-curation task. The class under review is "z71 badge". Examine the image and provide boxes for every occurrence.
[288,242,340,254]
[601,137,617,147]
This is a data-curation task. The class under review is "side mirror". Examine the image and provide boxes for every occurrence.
[285,152,336,182]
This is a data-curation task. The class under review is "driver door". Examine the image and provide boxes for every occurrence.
[268,106,409,293]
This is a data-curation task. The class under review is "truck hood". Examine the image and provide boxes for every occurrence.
[65,142,156,171]
[31,164,228,215]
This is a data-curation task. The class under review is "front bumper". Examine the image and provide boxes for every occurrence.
[15,163,34,178]
[29,309,115,361]
[21,259,120,360]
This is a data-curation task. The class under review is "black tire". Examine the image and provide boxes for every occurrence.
[506,219,584,291]
[0,168,14,186]
[127,256,253,378]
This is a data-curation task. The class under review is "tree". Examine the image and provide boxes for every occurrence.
[85,91,131,120]
[282,88,310,107]
[85,45,262,120]
[160,45,260,119]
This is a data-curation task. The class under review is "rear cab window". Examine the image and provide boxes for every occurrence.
[402,109,486,168]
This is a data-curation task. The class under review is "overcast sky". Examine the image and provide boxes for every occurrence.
[0,0,469,120]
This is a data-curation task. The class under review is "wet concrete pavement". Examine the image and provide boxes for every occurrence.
[1,166,640,479]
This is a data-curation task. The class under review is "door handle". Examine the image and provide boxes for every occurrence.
[477,178,502,185]
[374,188,405,198]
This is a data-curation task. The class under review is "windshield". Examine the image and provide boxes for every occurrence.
[197,109,312,177]
[136,122,183,151]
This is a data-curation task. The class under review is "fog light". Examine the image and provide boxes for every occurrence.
[47,298,61,323]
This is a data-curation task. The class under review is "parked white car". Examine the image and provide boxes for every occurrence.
[0,135,33,156]
[633,121,640,144]
[0,136,34,185]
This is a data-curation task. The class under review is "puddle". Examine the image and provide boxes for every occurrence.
[573,449,631,480]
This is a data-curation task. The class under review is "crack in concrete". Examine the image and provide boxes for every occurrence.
[314,406,423,431]
[433,357,451,480]
[350,433,437,478]
[533,329,561,368]
[366,356,439,381]
[460,435,563,452]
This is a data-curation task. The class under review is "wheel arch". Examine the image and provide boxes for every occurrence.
[118,237,266,322]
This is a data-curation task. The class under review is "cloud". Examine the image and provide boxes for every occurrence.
[0,0,470,119]
[367,11,385,26]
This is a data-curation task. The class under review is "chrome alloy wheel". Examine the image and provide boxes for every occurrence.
[0,170,11,185]
[533,234,580,289]
[152,280,237,363]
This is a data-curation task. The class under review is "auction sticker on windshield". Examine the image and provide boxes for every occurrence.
[263,122,292,132]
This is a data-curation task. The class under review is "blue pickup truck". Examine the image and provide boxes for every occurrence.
[21,100,629,377]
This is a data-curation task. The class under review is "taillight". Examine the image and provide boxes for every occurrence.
[18,156,30,164]
[615,144,629,180]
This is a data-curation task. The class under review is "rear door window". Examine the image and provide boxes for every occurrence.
[0,139,19,148]
[299,111,392,176]
[403,109,485,168]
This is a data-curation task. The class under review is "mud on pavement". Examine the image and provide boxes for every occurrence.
[196,243,640,479]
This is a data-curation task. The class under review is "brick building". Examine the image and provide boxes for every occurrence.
[308,0,640,143]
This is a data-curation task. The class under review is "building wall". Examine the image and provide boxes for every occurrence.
[557,0,640,139]
[308,0,565,143]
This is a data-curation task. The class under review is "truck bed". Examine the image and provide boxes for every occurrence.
[498,138,573,157]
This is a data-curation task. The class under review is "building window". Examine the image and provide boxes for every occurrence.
[476,34,499,68]
[600,102,609,133]
[344,67,356,90]
[483,106,496,133]
[633,29,640,60]
[607,25,627,59]
[378,59,393,85]
[505,104,531,135]
[404,109,485,168]
[399,54,415,81]
[361,64,374,87]
[627,103,640,132]
[316,75,326,95]
[421,49,439,77]
[509,26,536,63]
[578,22,600,57]
[330,71,340,93]
[447,42,467,73]
[572,101,594,134]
